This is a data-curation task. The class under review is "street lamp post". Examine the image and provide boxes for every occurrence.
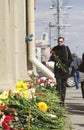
[49,22,59,49]
[50,0,72,38]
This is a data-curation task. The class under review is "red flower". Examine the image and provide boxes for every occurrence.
[2,115,15,130]
[40,78,45,83]
[0,105,7,110]
[4,115,14,123]
[50,50,55,55]
[2,121,10,130]
[36,77,46,84]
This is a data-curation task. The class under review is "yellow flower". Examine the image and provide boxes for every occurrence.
[0,100,5,106]
[38,102,48,112]
[15,81,27,91]
[0,91,9,99]
[22,91,29,99]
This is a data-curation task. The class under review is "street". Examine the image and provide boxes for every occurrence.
[65,86,84,130]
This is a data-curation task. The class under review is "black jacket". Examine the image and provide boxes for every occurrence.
[49,45,73,79]
[78,53,84,73]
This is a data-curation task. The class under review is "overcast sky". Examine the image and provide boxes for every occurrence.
[35,0,84,57]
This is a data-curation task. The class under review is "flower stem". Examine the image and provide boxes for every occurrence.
[28,107,31,130]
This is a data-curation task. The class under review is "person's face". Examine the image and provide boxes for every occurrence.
[58,38,64,46]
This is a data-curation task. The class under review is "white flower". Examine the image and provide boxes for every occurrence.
[47,114,57,118]
[0,115,5,127]
[27,70,34,75]
[29,88,36,93]
[0,91,8,99]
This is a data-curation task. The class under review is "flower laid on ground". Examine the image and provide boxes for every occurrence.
[0,72,71,130]
[0,115,14,130]
[50,50,67,72]
[15,80,28,91]
[38,102,48,112]
[0,91,9,99]
[36,76,56,89]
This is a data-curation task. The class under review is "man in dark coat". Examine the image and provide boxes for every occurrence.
[49,37,72,104]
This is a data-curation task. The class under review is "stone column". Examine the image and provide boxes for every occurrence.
[0,0,28,91]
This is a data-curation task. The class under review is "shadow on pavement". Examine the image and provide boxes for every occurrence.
[74,123,84,127]
[66,103,84,115]
[66,97,82,100]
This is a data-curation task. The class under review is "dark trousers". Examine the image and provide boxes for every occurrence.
[81,82,84,98]
[56,78,67,103]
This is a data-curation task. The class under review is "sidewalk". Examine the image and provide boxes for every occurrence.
[65,86,84,130]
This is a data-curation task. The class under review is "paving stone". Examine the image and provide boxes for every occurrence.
[65,86,84,130]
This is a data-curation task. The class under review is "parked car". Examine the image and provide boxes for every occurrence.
[67,68,84,87]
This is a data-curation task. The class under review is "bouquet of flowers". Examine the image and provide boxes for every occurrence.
[50,51,67,72]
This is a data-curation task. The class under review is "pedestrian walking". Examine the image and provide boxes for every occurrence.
[71,53,81,89]
[78,53,84,73]
[49,37,73,105]
[78,52,84,98]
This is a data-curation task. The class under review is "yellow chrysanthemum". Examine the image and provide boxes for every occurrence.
[38,102,48,112]
[15,81,27,91]
[0,91,8,99]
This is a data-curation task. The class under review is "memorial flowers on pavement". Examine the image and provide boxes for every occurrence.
[0,71,70,130]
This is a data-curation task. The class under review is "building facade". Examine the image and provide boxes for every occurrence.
[35,40,50,62]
